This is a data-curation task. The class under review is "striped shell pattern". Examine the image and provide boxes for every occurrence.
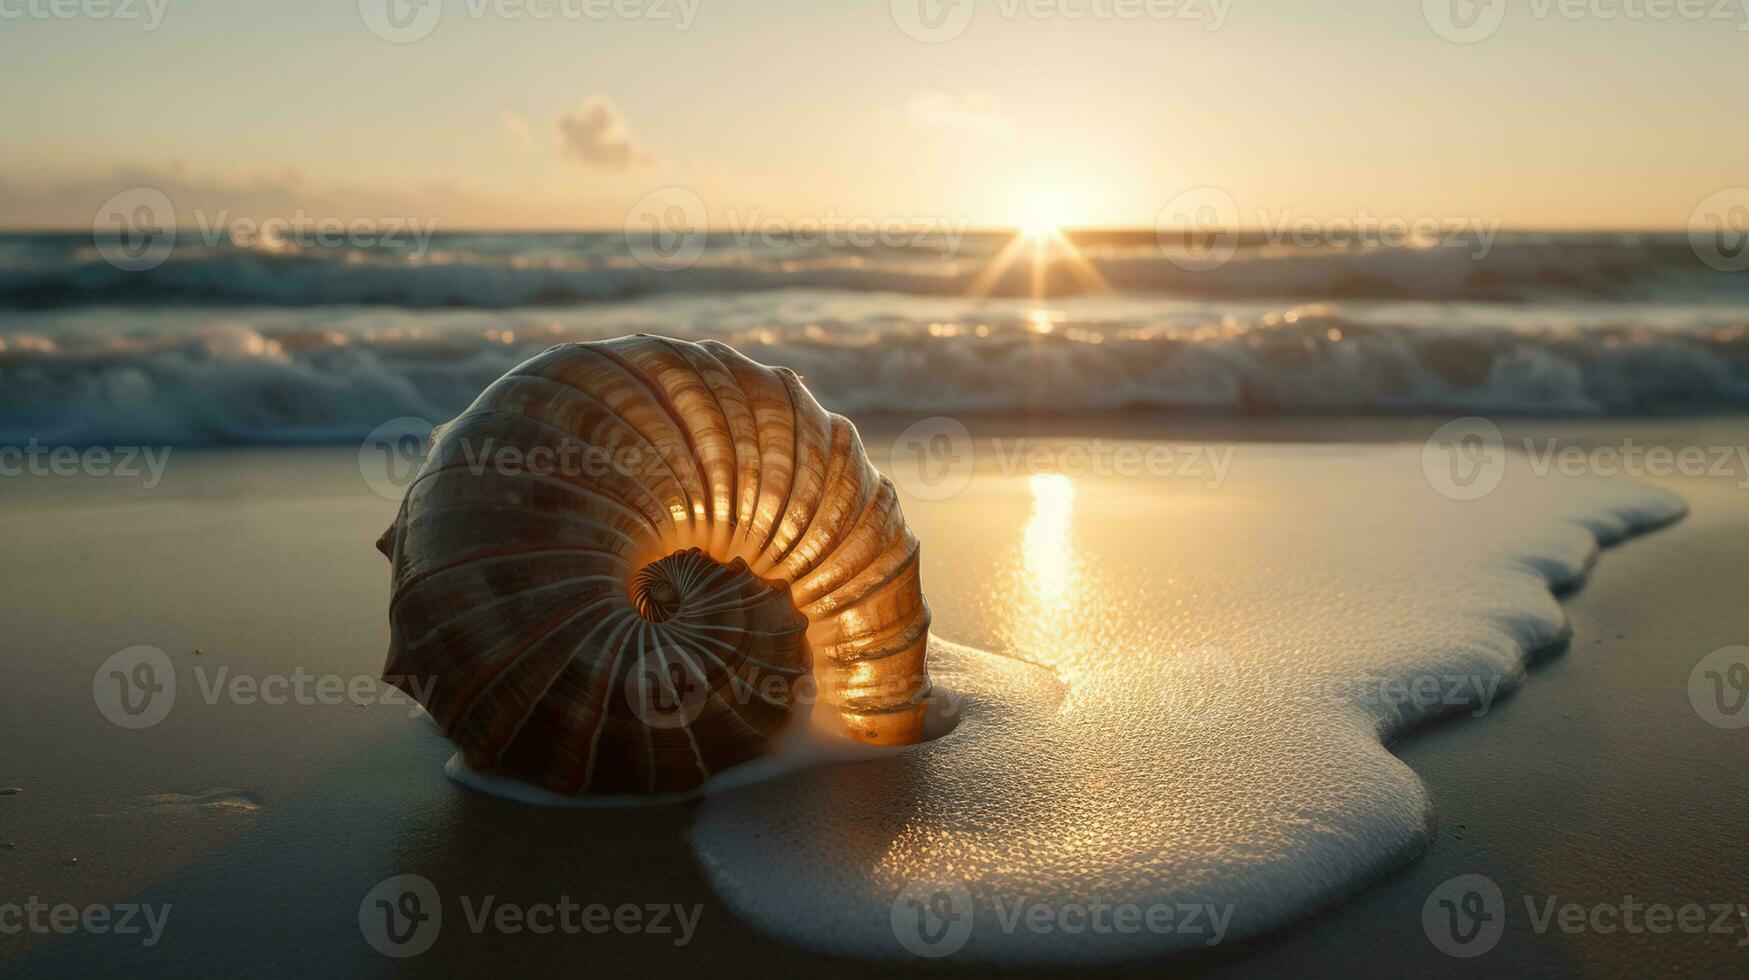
[377,336,932,795]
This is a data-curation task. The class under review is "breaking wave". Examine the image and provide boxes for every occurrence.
[2,230,1746,309]
[4,310,1746,446]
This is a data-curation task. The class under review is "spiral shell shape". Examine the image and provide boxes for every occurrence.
[377,336,932,795]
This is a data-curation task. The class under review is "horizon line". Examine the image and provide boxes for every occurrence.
[0,224,1705,235]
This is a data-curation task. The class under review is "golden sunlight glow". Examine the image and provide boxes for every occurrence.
[1022,474,1077,602]
[1009,472,1096,711]
[873,470,1108,886]
[962,184,1113,300]
[1007,182,1083,238]
[1017,198,1070,241]
[965,226,1112,301]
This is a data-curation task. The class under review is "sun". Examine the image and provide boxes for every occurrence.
[1020,215,1063,241]
[1016,198,1072,240]
[964,183,1111,299]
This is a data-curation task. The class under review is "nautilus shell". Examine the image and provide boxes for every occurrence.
[376,336,932,795]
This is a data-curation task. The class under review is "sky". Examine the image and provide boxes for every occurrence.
[1,0,1745,231]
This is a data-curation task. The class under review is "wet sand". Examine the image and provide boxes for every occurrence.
[2,419,1745,977]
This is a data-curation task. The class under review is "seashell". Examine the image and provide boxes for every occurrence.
[377,335,932,795]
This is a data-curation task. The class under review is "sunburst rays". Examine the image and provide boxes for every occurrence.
[966,225,1111,300]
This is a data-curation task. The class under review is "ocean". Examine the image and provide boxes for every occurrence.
[2,229,1745,446]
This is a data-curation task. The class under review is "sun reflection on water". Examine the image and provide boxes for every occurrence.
[1005,473,1095,702]
[870,468,1161,887]
[1022,474,1076,604]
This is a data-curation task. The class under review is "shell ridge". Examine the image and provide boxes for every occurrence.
[396,409,525,499]
[400,573,622,651]
[573,614,645,794]
[810,432,888,576]
[647,626,713,787]
[588,343,712,538]
[510,364,704,543]
[678,622,810,640]
[695,344,765,548]
[655,622,736,674]
[822,601,932,665]
[667,629,807,682]
[391,510,643,571]
[756,369,835,574]
[771,416,873,580]
[705,344,798,561]
[665,630,790,719]
[763,416,849,573]
[790,473,899,607]
[411,403,654,496]
[403,460,659,547]
[679,546,723,595]
[436,592,624,732]
[441,391,681,538]
[669,571,764,616]
[807,531,922,620]
[395,498,644,542]
[748,365,804,564]
[654,336,742,546]
[468,598,624,768]
[635,623,662,793]
[678,339,768,550]
[388,546,632,620]
[664,623,808,670]
[385,510,641,621]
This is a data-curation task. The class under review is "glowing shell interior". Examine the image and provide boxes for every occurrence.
[377,336,932,795]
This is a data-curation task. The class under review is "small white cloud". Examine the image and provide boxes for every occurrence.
[555,96,653,171]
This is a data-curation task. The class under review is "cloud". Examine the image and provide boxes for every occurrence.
[908,91,1012,137]
[554,96,653,171]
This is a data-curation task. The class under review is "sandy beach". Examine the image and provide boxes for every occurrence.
[4,417,1744,977]
[8,0,1749,973]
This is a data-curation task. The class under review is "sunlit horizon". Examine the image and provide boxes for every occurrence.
[4,1,1746,233]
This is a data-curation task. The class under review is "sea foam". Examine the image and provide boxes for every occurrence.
[3,306,1747,447]
[687,449,1684,962]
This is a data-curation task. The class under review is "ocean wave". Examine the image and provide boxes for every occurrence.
[3,313,1745,445]
[1,231,1743,309]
